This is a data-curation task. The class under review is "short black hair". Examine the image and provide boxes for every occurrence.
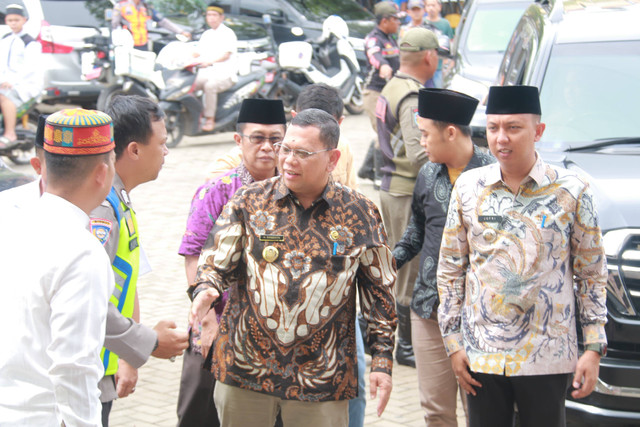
[296,83,343,120]
[105,95,165,158]
[44,151,111,186]
[290,108,339,149]
[432,119,472,137]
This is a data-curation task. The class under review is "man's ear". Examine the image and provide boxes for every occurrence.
[534,122,546,142]
[337,115,345,126]
[30,156,42,175]
[93,160,109,189]
[125,141,140,159]
[446,124,456,141]
[291,110,297,118]
[234,133,242,147]
[327,148,341,172]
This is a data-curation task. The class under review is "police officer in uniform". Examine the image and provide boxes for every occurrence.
[90,95,188,426]
[376,27,440,367]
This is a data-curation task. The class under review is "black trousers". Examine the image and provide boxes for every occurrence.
[176,345,220,427]
[467,372,571,427]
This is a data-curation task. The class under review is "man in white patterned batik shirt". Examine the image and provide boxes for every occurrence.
[437,85,608,427]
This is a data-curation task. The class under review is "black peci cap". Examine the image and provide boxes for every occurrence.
[237,99,286,125]
[418,88,479,126]
[486,85,541,115]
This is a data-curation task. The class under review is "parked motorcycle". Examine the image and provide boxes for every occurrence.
[156,41,272,148]
[80,29,167,112]
[259,14,364,115]
[0,100,39,166]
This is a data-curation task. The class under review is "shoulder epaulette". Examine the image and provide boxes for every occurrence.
[20,34,35,45]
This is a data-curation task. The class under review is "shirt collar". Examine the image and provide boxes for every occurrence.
[239,162,279,186]
[395,71,423,86]
[274,176,338,207]
[485,152,545,188]
[112,173,133,207]
[435,144,488,177]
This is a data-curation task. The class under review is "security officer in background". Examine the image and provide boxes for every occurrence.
[376,27,440,368]
[358,1,401,185]
[111,0,191,50]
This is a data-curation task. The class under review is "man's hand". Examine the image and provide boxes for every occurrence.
[115,359,138,398]
[190,288,220,328]
[571,350,601,399]
[379,64,393,80]
[151,320,189,359]
[200,307,220,361]
[369,372,392,416]
[450,350,482,396]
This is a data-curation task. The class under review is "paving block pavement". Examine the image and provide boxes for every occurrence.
[9,112,467,426]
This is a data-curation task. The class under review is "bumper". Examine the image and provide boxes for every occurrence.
[566,357,640,425]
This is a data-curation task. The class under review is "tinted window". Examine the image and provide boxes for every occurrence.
[464,4,526,53]
[40,0,112,28]
[540,41,640,144]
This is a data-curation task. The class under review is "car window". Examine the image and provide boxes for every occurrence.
[500,19,536,86]
[39,0,111,28]
[464,4,526,53]
[540,40,640,144]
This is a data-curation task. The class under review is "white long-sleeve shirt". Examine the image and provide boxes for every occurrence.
[0,28,43,102]
[0,193,113,426]
[196,23,238,81]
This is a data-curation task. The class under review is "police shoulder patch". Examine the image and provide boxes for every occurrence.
[90,218,113,246]
[413,108,419,127]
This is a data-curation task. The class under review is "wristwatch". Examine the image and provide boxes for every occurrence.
[585,343,607,356]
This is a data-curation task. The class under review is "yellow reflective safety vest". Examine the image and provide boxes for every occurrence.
[100,186,140,376]
[116,0,150,47]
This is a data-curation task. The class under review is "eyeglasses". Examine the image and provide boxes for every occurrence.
[274,143,333,160]
[239,133,283,146]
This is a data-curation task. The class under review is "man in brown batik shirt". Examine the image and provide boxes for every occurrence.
[189,108,397,427]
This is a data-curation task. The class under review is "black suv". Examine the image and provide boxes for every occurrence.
[474,0,640,424]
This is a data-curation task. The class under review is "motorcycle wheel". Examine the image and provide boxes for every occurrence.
[345,76,364,115]
[96,84,149,112]
[164,110,185,149]
[8,115,37,166]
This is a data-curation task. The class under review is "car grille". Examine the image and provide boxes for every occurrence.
[606,231,640,318]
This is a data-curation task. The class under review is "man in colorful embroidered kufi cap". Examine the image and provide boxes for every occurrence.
[0,108,117,425]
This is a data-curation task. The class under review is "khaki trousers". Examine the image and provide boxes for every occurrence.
[214,382,349,427]
[363,89,380,134]
[411,310,468,426]
[194,74,234,119]
[379,191,419,306]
